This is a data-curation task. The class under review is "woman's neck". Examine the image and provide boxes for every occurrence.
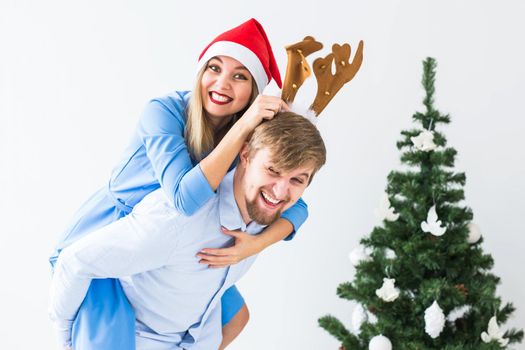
[207,113,234,133]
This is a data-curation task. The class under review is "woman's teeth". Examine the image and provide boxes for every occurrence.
[210,92,232,102]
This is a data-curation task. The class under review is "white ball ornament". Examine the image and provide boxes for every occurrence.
[369,334,392,350]
[467,223,481,244]
[384,248,396,259]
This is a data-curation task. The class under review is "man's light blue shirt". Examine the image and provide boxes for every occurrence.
[49,169,265,349]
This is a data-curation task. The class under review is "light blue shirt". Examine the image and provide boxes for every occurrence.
[49,169,265,349]
[53,91,306,257]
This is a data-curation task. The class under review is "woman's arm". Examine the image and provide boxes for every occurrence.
[138,97,214,215]
[198,198,308,267]
[139,94,286,215]
[199,94,288,190]
[279,197,308,241]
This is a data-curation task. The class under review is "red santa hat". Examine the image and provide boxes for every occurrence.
[197,18,282,94]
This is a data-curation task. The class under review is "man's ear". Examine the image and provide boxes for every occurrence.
[239,142,250,165]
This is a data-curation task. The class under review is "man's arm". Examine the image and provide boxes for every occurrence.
[49,207,178,348]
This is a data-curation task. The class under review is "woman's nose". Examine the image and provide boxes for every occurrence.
[214,73,231,89]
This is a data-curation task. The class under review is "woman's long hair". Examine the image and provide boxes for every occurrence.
[185,63,259,161]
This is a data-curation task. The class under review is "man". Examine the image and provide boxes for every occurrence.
[49,112,326,350]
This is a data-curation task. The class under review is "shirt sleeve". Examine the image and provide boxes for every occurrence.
[137,98,215,215]
[48,205,177,346]
[280,197,308,241]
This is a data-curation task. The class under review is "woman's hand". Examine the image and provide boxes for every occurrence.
[238,95,290,131]
[197,227,265,268]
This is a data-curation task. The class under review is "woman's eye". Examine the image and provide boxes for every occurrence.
[234,73,248,80]
[208,65,220,73]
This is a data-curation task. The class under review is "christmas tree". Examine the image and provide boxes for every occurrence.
[319,58,523,350]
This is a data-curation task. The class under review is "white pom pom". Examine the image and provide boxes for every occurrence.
[287,101,317,124]
[352,304,368,333]
[369,334,392,350]
[349,246,372,267]
[424,300,445,338]
[260,85,318,124]
[467,223,481,244]
[375,278,400,302]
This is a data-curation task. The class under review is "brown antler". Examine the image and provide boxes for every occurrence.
[310,40,364,115]
[281,36,323,103]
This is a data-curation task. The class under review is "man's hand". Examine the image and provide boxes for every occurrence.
[197,227,264,268]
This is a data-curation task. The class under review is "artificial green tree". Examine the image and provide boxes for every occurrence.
[319,57,523,349]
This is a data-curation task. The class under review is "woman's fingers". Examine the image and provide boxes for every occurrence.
[240,95,290,130]
[197,253,240,266]
[199,247,234,256]
[257,95,288,114]
[280,100,291,112]
[208,264,231,269]
[197,247,241,266]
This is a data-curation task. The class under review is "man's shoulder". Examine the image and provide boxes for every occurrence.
[133,189,219,222]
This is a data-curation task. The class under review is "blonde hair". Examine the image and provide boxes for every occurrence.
[186,63,258,161]
[247,112,326,183]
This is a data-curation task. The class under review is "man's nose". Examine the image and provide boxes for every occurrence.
[273,179,289,200]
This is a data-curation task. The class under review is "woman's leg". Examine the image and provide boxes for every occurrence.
[220,304,249,349]
[219,285,250,349]
[72,279,136,350]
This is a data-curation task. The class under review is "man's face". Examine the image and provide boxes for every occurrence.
[240,147,314,225]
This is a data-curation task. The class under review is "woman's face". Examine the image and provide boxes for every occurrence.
[200,55,253,124]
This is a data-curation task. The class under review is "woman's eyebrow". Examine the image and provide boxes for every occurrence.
[210,57,248,71]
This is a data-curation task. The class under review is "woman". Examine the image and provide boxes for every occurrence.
[50,18,308,349]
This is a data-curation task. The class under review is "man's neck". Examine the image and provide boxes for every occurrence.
[233,168,252,225]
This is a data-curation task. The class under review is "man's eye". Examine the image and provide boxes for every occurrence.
[268,167,278,175]
[208,65,220,72]
[292,178,304,185]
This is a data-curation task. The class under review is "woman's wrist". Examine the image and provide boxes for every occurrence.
[234,115,257,136]
[252,233,271,254]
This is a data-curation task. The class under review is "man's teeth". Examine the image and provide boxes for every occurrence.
[262,191,280,205]
[211,92,231,102]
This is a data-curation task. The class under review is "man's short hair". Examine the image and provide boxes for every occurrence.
[247,112,326,183]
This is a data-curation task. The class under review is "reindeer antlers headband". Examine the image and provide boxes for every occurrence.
[281,36,364,116]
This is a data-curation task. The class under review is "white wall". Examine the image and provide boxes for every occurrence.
[1,1,523,349]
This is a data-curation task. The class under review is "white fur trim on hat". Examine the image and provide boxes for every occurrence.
[197,41,268,94]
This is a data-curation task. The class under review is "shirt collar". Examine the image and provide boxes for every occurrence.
[218,169,266,234]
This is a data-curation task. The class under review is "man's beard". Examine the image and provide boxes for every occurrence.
[245,196,282,226]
